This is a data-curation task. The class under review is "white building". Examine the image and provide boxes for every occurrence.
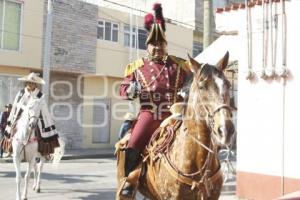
[196,0,300,199]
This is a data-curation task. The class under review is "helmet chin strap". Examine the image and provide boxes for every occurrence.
[147,52,168,62]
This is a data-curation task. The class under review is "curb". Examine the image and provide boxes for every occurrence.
[62,153,115,160]
[0,153,115,163]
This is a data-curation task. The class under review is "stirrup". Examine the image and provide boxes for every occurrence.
[120,182,135,198]
[118,178,138,200]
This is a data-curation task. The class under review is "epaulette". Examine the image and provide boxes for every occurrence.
[124,58,144,77]
[169,55,190,72]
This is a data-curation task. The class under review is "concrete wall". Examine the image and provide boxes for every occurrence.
[49,72,83,149]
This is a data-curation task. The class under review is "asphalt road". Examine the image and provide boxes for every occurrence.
[0,158,237,200]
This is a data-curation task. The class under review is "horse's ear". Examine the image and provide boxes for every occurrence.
[187,54,201,74]
[216,51,229,71]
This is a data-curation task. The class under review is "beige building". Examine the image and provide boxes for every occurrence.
[0,0,193,149]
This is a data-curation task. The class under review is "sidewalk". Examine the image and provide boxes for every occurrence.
[278,191,300,200]
[62,148,115,160]
[0,148,116,163]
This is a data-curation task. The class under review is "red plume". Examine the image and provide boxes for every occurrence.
[144,13,154,31]
[153,3,165,31]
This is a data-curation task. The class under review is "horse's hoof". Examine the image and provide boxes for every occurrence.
[22,198,27,200]
[36,188,41,193]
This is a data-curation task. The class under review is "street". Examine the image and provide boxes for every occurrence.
[0,158,236,200]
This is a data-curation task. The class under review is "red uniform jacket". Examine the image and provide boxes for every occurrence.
[119,55,191,151]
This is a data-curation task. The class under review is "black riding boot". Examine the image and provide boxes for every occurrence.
[121,148,141,198]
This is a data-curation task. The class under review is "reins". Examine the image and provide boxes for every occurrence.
[17,116,39,161]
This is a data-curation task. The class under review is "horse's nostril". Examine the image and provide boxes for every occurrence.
[218,126,225,136]
[227,121,235,135]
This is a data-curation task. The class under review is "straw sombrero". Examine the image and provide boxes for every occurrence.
[123,113,136,121]
[18,72,45,85]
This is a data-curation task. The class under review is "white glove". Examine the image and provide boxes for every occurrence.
[126,81,141,99]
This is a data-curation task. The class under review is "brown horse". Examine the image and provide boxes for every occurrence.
[116,52,235,200]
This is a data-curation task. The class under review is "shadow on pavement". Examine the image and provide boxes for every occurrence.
[78,189,116,200]
[0,171,105,184]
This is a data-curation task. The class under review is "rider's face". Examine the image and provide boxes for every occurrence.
[26,82,37,92]
[147,41,167,60]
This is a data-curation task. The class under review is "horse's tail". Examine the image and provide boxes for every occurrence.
[51,137,65,166]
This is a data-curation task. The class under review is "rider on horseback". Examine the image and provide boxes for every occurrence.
[3,72,60,156]
[119,3,192,198]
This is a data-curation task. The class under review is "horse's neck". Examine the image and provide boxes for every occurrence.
[168,103,211,174]
[14,110,34,142]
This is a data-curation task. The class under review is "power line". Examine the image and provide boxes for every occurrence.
[98,0,196,29]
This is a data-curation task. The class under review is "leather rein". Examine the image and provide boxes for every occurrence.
[16,115,39,160]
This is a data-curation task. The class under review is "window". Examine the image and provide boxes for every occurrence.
[193,41,203,57]
[97,20,118,42]
[97,21,104,40]
[138,29,147,50]
[0,0,22,51]
[124,25,136,48]
[124,25,147,50]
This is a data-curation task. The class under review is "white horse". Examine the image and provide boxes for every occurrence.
[12,103,65,200]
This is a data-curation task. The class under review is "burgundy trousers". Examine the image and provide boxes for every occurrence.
[127,110,170,151]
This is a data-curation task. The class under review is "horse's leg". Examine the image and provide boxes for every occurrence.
[22,157,34,200]
[13,142,22,200]
[32,159,37,191]
[35,157,44,193]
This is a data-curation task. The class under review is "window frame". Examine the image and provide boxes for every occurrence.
[123,24,147,50]
[192,41,203,58]
[123,24,136,48]
[97,19,119,43]
[0,0,23,52]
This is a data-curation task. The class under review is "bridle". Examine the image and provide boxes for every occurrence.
[195,63,234,138]
[204,104,233,137]
[16,115,39,159]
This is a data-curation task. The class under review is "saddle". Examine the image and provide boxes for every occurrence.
[115,119,182,200]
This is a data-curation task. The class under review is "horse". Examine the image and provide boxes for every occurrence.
[116,52,235,200]
[11,100,65,200]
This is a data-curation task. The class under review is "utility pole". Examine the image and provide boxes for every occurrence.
[203,0,213,49]
[42,0,53,103]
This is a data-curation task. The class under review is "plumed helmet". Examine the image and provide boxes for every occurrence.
[144,3,167,45]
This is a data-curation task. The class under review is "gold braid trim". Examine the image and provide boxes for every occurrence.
[124,58,144,77]
[173,65,181,104]
[169,55,191,73]
[137,69,154,106]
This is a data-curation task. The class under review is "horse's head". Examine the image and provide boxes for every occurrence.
[188,52,235,147]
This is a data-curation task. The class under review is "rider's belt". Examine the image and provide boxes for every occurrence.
[42,125,56,132]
